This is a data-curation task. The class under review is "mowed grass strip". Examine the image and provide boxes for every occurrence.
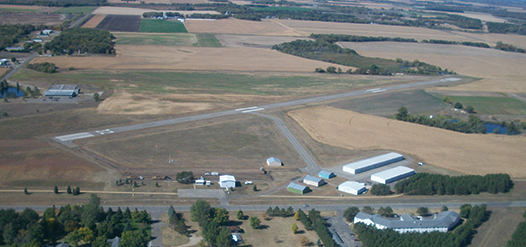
[114,32,198,46]
[140,19,188,33]
[196,33,222,47]
[54,6,98,14]
[445,95,526,115]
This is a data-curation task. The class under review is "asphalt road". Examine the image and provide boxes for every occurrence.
[53,77,462,147]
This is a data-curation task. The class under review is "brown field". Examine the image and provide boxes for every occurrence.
[185,19,303,36]
[288,106,526,178]
[0,4,39,10]
[450,31,526,47]
[217,34,312,48]
[92,6,219,16]
[0,12,68,25]
[30,45,351,72]
[338,42,526,93]
[470,207,526,247]
[0,68,9,77]
[96,15,141,32]
[81,14,107,28]
[108,0,208,3]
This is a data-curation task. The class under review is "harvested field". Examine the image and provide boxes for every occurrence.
[96,15,141,32]
[0,4,39,10]
[0,68,9,77]
[108,0,208,4]
[338,42,526,93]
[54,6,98,14]
[470,207,526,247]
[81,14,107,28]
[113,32,198,46]
[92,6,219,16]
[288,106,526,178]
[185,19,303,36]
[0,12,70,25]
[30,45,352,72]
[450,31,526,47]
[217,34,312,48]
[0,139,103,189]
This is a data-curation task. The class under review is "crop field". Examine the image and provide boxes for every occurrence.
[113,32,198,46]
[81,14,106,28]
[29,45,353,72]
[338,42,526,94]
[92,6,219,16]
[139,19,188,33]
[107,0,208,4]
[96,15,141,32]
[440,95,526,115]
[289,106,526,178]
[0,4,38,11]
[54,6,98,14]
[196,33,222,47]
[470,207,526,247]
[217,34,311,48]
[184,19,303,36]
[0,12,69,25]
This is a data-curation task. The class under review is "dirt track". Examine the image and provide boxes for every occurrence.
[289,106,526,178]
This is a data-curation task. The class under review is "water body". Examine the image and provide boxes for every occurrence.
[485,123,509,135]
[0,87,24,98]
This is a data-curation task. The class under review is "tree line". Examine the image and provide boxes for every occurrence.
[422,39,490,48]
[495,41,526,53]
[309,34,418,43]
[296,209,337,247]
[190,200,234,246]
[0,194,150,247]
[353,204,490,247]
[27,62,56,73]
[507,209,526,247]
[44,28,116,55]
[487,22,526,35]
[394,173,513,195]
[395,106,487,134]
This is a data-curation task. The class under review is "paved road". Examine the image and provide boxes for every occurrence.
[53,77,462,147]
[0,53,38,82]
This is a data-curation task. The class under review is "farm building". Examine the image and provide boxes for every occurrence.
[303,175,324,187]
[195,178,205,185]
[5,47,24,52]
[267,157,282,166]
[44,84,80,97]
[354,211,461,233]
[33,38,43,43]
[342,152,404,174]
[0,59,8,66]
[287,182,308,194]
[370,166,415,184]
[219,175,236,188]
[338,181,366,195]
[318,170,335,179]
[42,29,53,35]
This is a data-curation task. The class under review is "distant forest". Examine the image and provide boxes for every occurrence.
[44,28,115,55]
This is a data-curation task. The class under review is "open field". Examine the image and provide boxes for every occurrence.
[81,14,107,28]
[289,106,526,178]
[54,6,98,14]
[96,15,141,32]
[0,12,70,25]
[29,45,352,72]
[470,207,526,247]
[92,6,219,16]
[196,33,222,47]
[338,42,526,94]
[0,4,38,11]
[185,19,303,36]
[139,19,188,33]
[0,68,9,77]
[437,95,526,116]
[217,34,311,48]
[108,0,208,4]
[113,32,198,46]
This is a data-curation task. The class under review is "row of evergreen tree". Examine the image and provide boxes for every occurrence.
[354,204,490,247]
[394,173,513,195]
[296,209,337,247]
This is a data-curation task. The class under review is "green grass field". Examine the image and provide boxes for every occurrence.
[139,19,188,33]
[196,33,222,47]
[54,6,98,14]
[0,8,36,12]
[113,33,198,46]
[445,95,526,115]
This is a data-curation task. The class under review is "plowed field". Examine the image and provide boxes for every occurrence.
[96,15,141,32]
[289,106,526,178]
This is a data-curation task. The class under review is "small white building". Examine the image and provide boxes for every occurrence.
[338,181,366,195]
[219,175,236,188]
[267,157,282,166]
[195,178,205,185]
[303,175,324,187]
[342,152,404,174]
[42,29,53,35]
[370,166,415,184]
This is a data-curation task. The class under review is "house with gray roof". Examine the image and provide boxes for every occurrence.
[354,211,460,233]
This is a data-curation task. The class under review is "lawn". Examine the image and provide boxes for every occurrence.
[196,33,222,47]
[113,32,198,46]
[54,6,98,14]
[139,19,188,33]
[444,95,526,115]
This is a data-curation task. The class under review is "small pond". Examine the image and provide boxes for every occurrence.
[485,123,509,135]
[0,87,24,98]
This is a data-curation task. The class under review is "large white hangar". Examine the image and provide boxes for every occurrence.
[338,181,366,195]
[354,211,461,233]
[342,152,404,174]
[371,166,415,184]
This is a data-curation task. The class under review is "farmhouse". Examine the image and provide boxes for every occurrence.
[342,152,404,174]
[337,181,366,195]
[219,175,236,188]
[44,84,80,97]
[287,182,308,194]
[303,175,324,187]
[354,211,461,233]
[318,170,335,179]
[266,157,282,166]
[370,166,415,184]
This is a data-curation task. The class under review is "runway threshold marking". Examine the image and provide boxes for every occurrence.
[242,108,264,113]
[55,132,94,142]
[366,88,386,93]
[235,106,258,111]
